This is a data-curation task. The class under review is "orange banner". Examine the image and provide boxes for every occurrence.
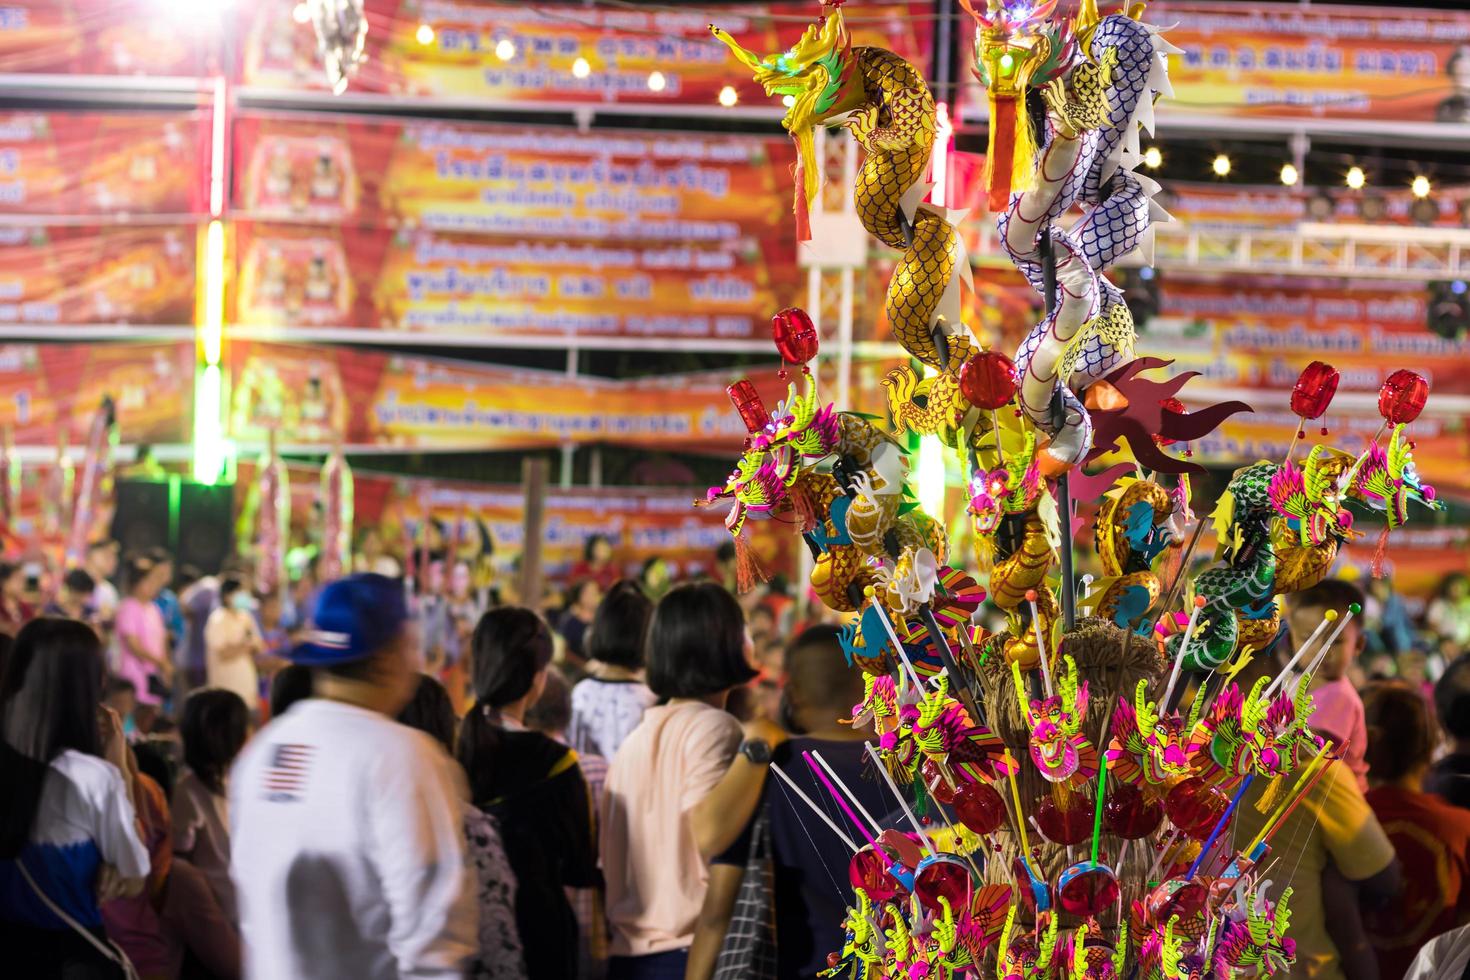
[232,112,797,243]
[239,0,931,108]
[959,2,1470,127]
[225,341,788,452]
[0,340,194,445]
[231,221,802,342]
[1159,181,1470,232]
[0,0,211,77]
[0,111,209,215]
[0,224,197,326]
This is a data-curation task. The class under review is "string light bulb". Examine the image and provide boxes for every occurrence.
[719,85,738,107]
[1346,166,1366,190]
[1412,175,1432,199]
[1280,163,1299,186]
[415,23,435,45]
[291,3,310,24]
[1212,153,1231,177]
[1143,146,1162,169]
[572,57,591,79]
[494,39,516,61]
[647,70,666,92]
[782,94,796,108]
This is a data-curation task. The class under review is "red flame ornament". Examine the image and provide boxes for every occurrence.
[772,307,819,374]
[1378,369,1429,425]
[1290,361,1340,421]
[958,351,1019,410]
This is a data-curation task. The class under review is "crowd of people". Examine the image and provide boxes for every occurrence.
[4,527,1470,979]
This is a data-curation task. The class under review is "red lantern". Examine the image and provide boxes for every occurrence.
[1378,369,1429,425]
[772,307,819,371]
[1290,361,1340,421]
[958,351,1019,410]
[726,378,771,434]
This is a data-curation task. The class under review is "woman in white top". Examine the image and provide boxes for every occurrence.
[568,582,656,760]
[0,618,151,979]
[204,578,265,712]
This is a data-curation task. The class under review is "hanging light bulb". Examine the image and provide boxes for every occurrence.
[1142,146,1162,169]
[572,56,591,79]
[1280,163,1299,186]
[782,94,796,108]
[1346,166,1366,190]
[415,23,435,45]
[494,38,516,61]
[1212,153,1231,177]
[1412,175,1432,199]
[718,85,739,107]
[646,70,666,92]
[291,3,311,24]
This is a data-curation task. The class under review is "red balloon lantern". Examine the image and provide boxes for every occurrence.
[771,307,819,373]
[1290,361,1341,421]
[958,351,1019,410]
[952,781,1007,836]
[1378,369,1429,425]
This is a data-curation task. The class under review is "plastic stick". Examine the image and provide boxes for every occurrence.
[1026,589,1053,697]
[870,598,925,693]
[1161,594,1208,709]
[803,753,880,850]
[1185,774,1254,880]
[769,763,859,853]
[1289,606,1361,698]
[1264,608,1338,698]
[810,749,882,839]
[1004,750,1031,855]
[1246,744,1334,855]
[863,743,934,855]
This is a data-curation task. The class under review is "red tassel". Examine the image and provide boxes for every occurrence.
[793,159,812,243]
[735,530,769,594]
[1371,526,1391,579]
[787,484,821,534]
[986,95,1018,213]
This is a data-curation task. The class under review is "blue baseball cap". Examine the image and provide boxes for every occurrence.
[293,573,409,666]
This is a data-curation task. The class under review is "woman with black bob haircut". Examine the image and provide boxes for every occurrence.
[457,607,597,980]
[568,580,655,759]
[0,618,150,978]
[172,688,249,924]
[601,583,757,979]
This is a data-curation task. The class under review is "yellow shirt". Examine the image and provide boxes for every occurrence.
[1233,759,1395,980]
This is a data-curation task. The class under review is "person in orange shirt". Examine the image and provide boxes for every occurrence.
[1363,682,1470,980]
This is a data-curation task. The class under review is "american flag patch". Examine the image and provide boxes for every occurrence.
[262,744,314,801]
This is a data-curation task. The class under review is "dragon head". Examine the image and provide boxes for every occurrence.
[1133,680,1193,784]
[711,9,864,213]
[1026,655,1088,780]
[969,465,1015,534]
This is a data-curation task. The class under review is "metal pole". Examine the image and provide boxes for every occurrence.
[1039,230,1076,631]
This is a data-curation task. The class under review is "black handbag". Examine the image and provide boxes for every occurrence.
[712,805,778,980]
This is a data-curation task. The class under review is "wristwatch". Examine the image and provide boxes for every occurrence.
[739,737,773,765]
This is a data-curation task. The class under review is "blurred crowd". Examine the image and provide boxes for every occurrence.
[4,524,1470,980]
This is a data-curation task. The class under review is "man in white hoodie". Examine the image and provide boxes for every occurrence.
[230,573,475,979]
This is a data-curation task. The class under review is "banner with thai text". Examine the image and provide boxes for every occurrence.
[231,220,802,342]
[0,224,196,326]
[225,341,785,452]
[0,0,212,77]
[0,340,194,445]
[239,0,931,108]
[231,112,797,244]
[959,2,1470,127]
[0,111,209,216]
